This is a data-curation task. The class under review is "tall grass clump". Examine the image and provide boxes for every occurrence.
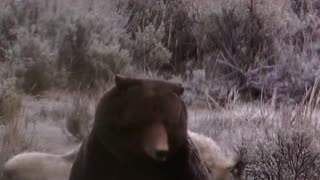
[0,78,22,125]
[0,78,34,177]
[65,94,92,142]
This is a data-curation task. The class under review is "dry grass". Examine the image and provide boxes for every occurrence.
[0,78,22,125]
[0,90,89,178]
[0,0,320,179]
[0,79,34,178]
[65,94,93,142]
[188,82,320,179]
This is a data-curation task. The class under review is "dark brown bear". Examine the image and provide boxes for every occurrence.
[68,75,210,180]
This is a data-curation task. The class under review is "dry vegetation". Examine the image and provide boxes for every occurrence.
[0,0,320,179]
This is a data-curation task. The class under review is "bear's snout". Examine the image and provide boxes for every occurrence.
[144,122,169,162]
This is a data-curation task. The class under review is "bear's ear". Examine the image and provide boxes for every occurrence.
[168,83,184,96]
[114,74,184,96]
[114,74,141,90]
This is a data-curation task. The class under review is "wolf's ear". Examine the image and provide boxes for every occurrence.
[228,160,245,178]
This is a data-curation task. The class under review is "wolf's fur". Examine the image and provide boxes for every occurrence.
[3,145,80,180]
[189,131,244,180]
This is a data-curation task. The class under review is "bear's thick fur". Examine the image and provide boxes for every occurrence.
[68,75,210,180]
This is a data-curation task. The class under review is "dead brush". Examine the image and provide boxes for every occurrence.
[198,0,278,81]
[0,79,34,179]
[244,130,320,180]
[0,78,22,125]
[65,94,92,142]
[116,0,199,74]
[0,113,35,180]
[241,78,320,179]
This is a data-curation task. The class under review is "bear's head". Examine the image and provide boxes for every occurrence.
[91,75,188,163]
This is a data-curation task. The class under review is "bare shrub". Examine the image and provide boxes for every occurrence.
[21,61,53,95]
[239,23,320,105]
[65,95,92,141]
[0,3,18,62]
[188,0,320,105]
[0,78,22,125]
[57,16,132,90]
[122,23,171,71]
[289,0,320,18]
[189,99,320,179]
[198,1,278,81]
[0,79,34,178]
[116,0,198,73]
[0,0,132,92]
[88,39,132,81]
[4,29,54,94]
[244,130,320,179]
[290,0,309,18]
[56,19,91,89]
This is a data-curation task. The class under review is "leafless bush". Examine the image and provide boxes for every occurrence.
[122,23,171,71]
[198,1,278,81]
[0,3,18,62]
[189,99,320,180]
[244,130,320,179]
[57,17,132,90]
[116,0,198,73]
[290,0,309,19]
[239,24,320,105]
[56,19,91,89]
[5,29,54,94]
[0,78,34,178]
[0,0,132,92]
[188,0,320,105]
[0,78,22,125]
[21,61,53,95]
[65,95,92,141]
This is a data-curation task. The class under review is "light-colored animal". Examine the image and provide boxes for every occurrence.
[189,131,243,180]
[2,145,80,180]
[2,132,243,180]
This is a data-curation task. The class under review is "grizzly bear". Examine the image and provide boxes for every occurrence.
[68,75,210,180]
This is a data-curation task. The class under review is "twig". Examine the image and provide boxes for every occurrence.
[205,92,223,111]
